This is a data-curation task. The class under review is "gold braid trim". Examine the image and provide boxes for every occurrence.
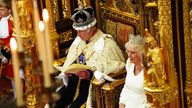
[73,79,81,101]
[72,79,87,108]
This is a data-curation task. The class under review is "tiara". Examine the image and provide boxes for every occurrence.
[128,34,145,46]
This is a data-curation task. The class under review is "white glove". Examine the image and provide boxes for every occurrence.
[55,72,69,87]
[94,71,104,83]
[1,56,8,63]
[94,71,115,83]
[102,73,115,82]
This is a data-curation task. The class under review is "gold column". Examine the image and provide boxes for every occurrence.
[62,0,71,18]
[158,0,177,85]
[52,0,59,21]
[17,0,35,55]
[95,0,100,29]
[45,0,59,59]
[183,0,192,107]
[15,0,40,107]
[139,1,146,36]
[158,0,179,107]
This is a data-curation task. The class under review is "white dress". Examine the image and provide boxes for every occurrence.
[119,59,147,108]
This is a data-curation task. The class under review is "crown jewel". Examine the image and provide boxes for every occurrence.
[71,4,97,30]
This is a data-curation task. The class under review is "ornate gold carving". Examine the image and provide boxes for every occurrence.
[26,93,38,106]
[78,0,90,7]
[61,0,71,18]
[105,20,117,40]
[145,1,158,8]
[45,0,59,59]
[15,1,39,107]
[101,7,140,34]
[22,36,35,55]
[158,0,177,84]
[17,0,35,55]
[58,30,73,44]
[17,0,33,32]
[52,0,59,21]
[145,34,167,89]
[112,0,128,12]
[144,28,178,107]
[183,0,192,107]
[156,0,179,107]
[145,2,158,37]
[145,87,178,107]
[51,38,60,59]
[102,78,125,108]
[45,0,56,35]
[112,0,135,14]
[62,0,68,18]
[97,0,179,107]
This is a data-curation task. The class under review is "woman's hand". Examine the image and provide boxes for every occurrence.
[119,103,125,108]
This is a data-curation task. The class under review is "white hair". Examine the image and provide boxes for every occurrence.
[125,34,146,55]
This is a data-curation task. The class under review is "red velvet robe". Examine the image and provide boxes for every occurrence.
[0,16,14,80]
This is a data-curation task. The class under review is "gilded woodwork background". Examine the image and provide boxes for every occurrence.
[158,0,178,91]
[96,0,141,58]
[183,0,192,107]
[95,0,179,107]
[16,0,35,55]
[44,0,59,59]
[13,0,192,107]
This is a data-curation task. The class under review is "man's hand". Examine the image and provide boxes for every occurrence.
[65,73,73,77]
[119,103,125,108]
[75,70,90,80]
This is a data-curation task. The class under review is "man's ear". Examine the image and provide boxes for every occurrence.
[89,26,96,34]
[9,9,11,14]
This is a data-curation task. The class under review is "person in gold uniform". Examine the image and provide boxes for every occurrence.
[54,4,125,108]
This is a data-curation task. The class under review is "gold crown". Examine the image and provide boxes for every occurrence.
[71,3,96,30]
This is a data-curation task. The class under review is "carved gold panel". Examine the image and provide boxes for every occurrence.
[59,0,72,19]
[105,19,117,40]
[99,0,141,36]
[78,0,90,7]
[145,87,178,107]
[112,0,137,15]
[58,30,73,43]
[183,0,192,107]
[102,78,125,108]
[17,0,35,55]
[96,0,179,107]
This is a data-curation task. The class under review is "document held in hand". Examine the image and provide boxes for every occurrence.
[63,64,93,74]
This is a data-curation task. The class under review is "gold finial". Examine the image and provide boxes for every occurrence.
[145,1,157,8]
